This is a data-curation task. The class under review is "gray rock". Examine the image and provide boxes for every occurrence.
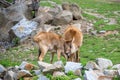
[17,70,32,79]
[104,69,118,77]
[118,69,120,76]
[19,61,37,70]
[52,10,73,25]
[4,71,17,80]
[0,64,6,73]
[99,30,106,34]
[53,71,65,77]
[96,58,113,70]
[53,61,64,67]
[42,24,54,32]
[85,61,100,70]
[74,78,81,80]
[38,74,49,80]
[0,64,6,78]
[19,61,28,70]
[64,62,82,73]
[9,18,38,42]
[33,70,41,75]
[43,62,63,75]
[74,69,82,76]
[4,3,32,21]
[33,10,53,24]
[62,3,83,20]
[112,64,120,70]
[38,61,52,70]
[84,69,109,80]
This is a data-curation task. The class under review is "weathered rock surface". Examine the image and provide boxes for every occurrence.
[104,69,118,77]
[52,10,73,25]
[96,58,113,70]
[53,71,65,77]
[64,62,82,73]
[9,18,38,42]
[19,61,37,70]
[112,64,120,70]
[38,74,49,80]
[17,70,32,79]
[33,10,53,24]
[74,78,81,80]
[0,64,6,78]
[62,3,83,20]
[38,61,52,70]
[85,61,100,70]
[42,62,63,75]
[84,69,113,80]
[4,71,17,80]
[0,64,6,73]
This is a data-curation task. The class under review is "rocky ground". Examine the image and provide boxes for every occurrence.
[0,0,120,80]
[0,58,120,80]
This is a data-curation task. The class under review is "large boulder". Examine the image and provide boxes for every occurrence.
[4,3,32,21]
[9,18,38,42]
[52,10,73,25]
[62,3,83,20]
[0,3,33,41]
[96,58,113,70]
[33,7,53,25]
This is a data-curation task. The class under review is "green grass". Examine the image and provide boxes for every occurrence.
[80,34,120,65]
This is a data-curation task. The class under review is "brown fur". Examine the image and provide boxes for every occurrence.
[63,25,83,62]
[33,31,66,63]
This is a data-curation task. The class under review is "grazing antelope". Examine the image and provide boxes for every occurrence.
[33,31,67,63]
[63,25,83,62]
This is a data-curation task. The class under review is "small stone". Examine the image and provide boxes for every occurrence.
[17,70,32,79]
[84,69,104,80]
[104,69,118,77]
[85,61,100,70]
[4,71,17,80]
[74,78,81,80]
[23,77,33,80]
[112,64,120,70]
[53,71,65,77]
[38,61,52,70]
[74,69,82,76]
[33,70,41,75]
[99,30,106,34]
[38,74,49,80]
[64,62,82,73]
[43,63,63,75]
[0,64,6,73]
[19,61,35,70]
